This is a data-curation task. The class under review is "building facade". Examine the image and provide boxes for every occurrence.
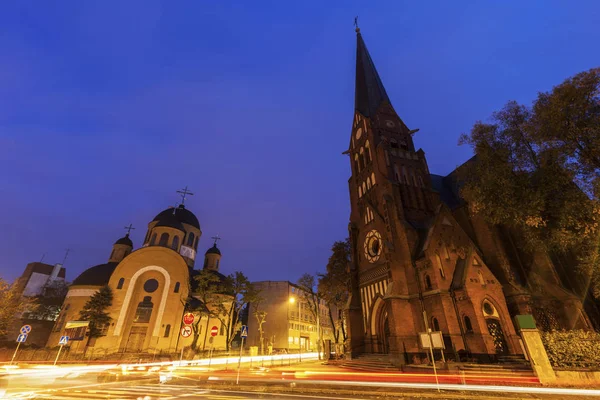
[47,202,233,354]
[344,28,597,365]
[247,281,334,353]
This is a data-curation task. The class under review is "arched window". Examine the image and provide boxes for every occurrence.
[159,233,169,247]
[174,282,180,293]
[478,270,485,285]
[358,186,362,198]
[117,278,125,290]
[365,141,372,163]
[172,235,179,250]
[150,233,157,246]
[436,253,445,279]
[464,316,473,332]
[362,182,367,194]
[216,259,220,269]
[366,177,372,190]
[187,232,195,247]
[164,324,171,338]
[194,237,199,249]
[354,154,360,173]
[425,275,432,290]
[432,317,440,332]
[371,172,376,185]
[134,296,154,323]
[443,245,450,260]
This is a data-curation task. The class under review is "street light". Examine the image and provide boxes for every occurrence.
[289,296,301,362]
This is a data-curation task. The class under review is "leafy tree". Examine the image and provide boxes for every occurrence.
[318,238,351,343]
[0,278,37,337]
[458,68,600,297]
[212,271,260,351]
[252,295,267,355]
[189,269,221,351]
[26,280,69,321]
[79,285,113,339]
[296,273,323,359]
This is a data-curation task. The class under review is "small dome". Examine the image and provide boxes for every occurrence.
[153,205,200,230]
[72,262,118,286]
[205,244,221,256]
[154,212,185,231]
[115,234,133,247]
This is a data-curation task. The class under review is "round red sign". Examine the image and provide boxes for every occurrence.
[211,326,218,337]
[183,312,194,325]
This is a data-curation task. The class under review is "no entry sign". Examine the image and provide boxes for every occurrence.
[183,312,194,325]
[181,325,192,338]
[211,326,218,337]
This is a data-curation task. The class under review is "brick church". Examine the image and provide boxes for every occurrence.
[344,27,599,364]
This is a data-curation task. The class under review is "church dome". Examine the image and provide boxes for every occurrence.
[153,205,200,230]
[72,262,118,286]
[205,244,221,256]
[115,234,133,247]
[154,212,185,231]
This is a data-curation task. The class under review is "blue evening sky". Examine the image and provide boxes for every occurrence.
[1,1,598,283]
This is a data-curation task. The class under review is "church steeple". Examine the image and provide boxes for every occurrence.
[355,29,391,118]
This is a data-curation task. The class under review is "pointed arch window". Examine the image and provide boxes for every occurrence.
[362,182,367,194]
[365,141,372,163]
[443,245,450,260]
[366,177,372,190]
[432,317,440,332]
[371,172,376,185]
[174,282,180,293]
[172,235,179,250]
[187,232,195,247]
[164,324,171,338]
[134,296,154,323]
[464,316,473,333]
[425,274,432,290]
[354,154,360,173]
[358,186,363,198]
[150,233,157,246]
[117,278,125,290]
[478,270,485,285]
[359,148,365,169]
[436,253,446,279]
[159,233,169,247]
[216,259,220,269]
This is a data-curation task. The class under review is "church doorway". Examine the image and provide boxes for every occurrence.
[486,319,508,355]
[375,306,390,354]
[125,326,147,352]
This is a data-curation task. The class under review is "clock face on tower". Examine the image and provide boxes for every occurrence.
[385,120,395,128]
[364,230,383,263]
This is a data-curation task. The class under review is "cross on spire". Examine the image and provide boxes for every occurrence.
[354,16,359,29]
[124,223,135,235]
[62,249,71,265]
[176,186,194,206]
[211,235,221,246]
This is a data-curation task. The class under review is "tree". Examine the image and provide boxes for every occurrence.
[296,273,323,359]
[0,278,37,337]
[79,285,113,339]
[189,269,222,351]
[252,295,267,355]
[318,238,351,344]
[26,280,69,321]
[212,272,261,351]
[458,67,600,297]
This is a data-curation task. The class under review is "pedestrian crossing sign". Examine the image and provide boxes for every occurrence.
[240,325,248,338]
[59,336,69,345]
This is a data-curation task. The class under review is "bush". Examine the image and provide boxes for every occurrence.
[541,330,600,369]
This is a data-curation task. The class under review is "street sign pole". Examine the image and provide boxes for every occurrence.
[236,336,245,385]
[10,341,22,366]
[423,311,440,392]
[54,344,64,366]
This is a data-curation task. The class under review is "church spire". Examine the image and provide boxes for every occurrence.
[355,28,391,118]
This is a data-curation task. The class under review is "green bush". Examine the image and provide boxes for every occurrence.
[541,330,600,369]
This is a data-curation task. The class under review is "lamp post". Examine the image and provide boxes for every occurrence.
[289,297,301,362]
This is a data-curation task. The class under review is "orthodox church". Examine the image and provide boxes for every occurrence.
[345,27,598,364]
[47,197,231,353]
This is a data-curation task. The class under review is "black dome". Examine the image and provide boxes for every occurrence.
[154,212,185,231]
[115,234,133,247]
[72,262,118,286]
[205,244,221,256]
[153,205,200,230]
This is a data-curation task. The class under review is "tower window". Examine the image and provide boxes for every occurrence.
[390,139,399,149]
[172,235,179,250]
[194,237,199,249]
[371,172,376,185]
[159,233,169,247]
[216,259,220,269]
[134,296,154,323]
[464,316,473,333]
[367,177,372,190]
[362,182,367,195]
[354,154,360,173]
[174,282,180,293]
[432,317,440,332]
[117,278,125,290]
[187,232,195,247]
[436,253,445,279]
[164,324,171,338]
[150,233,157,246]
[478,270,485,285]
[425,275,432,290]
[365,141,372,163]
[358,186,362,198]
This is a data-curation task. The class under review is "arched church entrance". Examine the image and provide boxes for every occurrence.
[483,299,508,355]
[370,297,390,354]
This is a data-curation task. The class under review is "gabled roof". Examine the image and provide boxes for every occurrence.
[355,30,391,118]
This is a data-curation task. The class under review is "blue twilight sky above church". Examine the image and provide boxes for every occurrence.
[1,1,599,283]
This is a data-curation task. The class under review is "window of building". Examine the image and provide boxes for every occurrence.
[164,324,171,338]
[367,177,372,190]
[365,141,372,163]
[464,316,473,333]
[371,172,376,185]
[134,296,153,323]
[174,282,180,293]
[436,253,445,279]
[159,233,169,247]
[432,317,440,332]
[358,186,362,198]
[194,237,199,249]
[443,245,450,260]
[362,182,367,194]
[186,232,195,247]
[117,278,125,290]
[390,139,399,149]
[478,270,485,285]
[354,154,360,173]
[172,235,179,250]
[425,275,432,290]
[150,233,157,246]
[216,259,220,269]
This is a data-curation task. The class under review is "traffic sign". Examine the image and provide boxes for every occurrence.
[240,325,248,338]
[181,326,192,338]
[183,312,194,325]
[20,325,32,334]
[59,336,69,345]
[211,326,218,337]
[16,334,27,343]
